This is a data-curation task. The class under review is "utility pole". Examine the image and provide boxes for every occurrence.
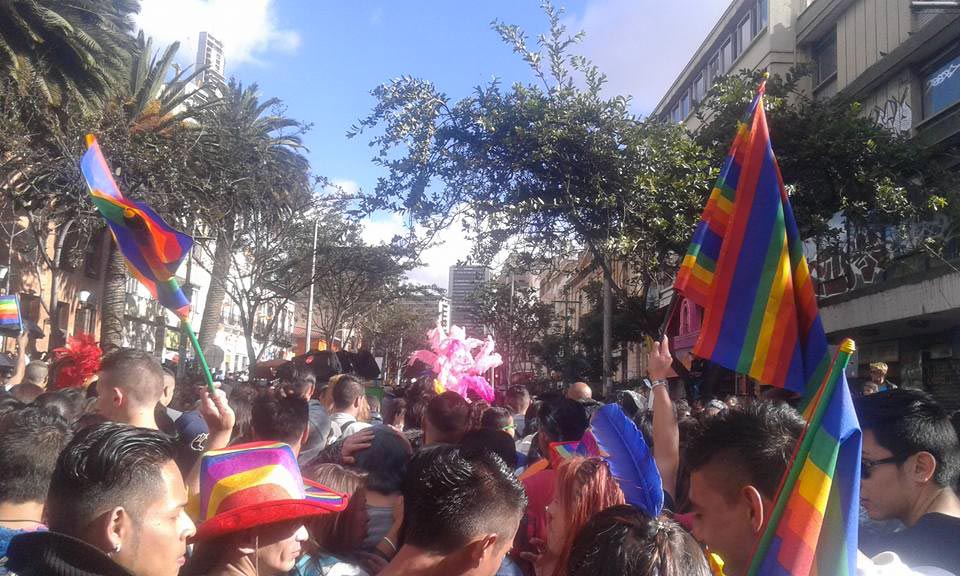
[602,272,613,398]
[304,218,319,354]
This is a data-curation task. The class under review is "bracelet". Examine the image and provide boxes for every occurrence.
[650,379,668,389]
[381,536,397,553]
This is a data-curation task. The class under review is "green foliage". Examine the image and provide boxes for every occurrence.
[468,280,554,370]
[351,1,716,297]
[694,68,957,239]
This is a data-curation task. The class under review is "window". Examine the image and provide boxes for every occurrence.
[738,14,753,56]
[708,54,720,86]
[814,32,837,86]
[19,294,40,324]
[74,305,96,336]
[671,103,681,123]
[721,38,734,73]
[692,72,706,104]
[680,91,690,119]
[756,0,768,35]
[923,51,960,118]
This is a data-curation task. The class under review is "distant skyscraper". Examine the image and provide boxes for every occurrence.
[195,32,225,87]
[448,265,490,338]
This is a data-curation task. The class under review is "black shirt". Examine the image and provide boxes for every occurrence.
[861,512,960,574]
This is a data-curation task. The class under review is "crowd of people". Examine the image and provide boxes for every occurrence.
[0,335,958,576]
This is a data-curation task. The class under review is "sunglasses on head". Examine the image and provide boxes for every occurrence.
[860,456,904,478]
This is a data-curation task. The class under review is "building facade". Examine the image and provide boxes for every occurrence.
[195,31,225,87]
[448,265,491,338]
[656,0,960,408]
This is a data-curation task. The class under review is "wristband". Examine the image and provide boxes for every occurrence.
[650,379,668,389]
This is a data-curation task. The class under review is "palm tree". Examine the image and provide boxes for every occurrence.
[193,80,310,354]
[96,33,220,352]
[0,0,139,112]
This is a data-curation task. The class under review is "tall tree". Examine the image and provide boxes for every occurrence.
[193,81,310,354]
[0,0,139,112]
[469,280,553,376]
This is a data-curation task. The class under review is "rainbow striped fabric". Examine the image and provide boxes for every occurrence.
[750,342,861,576]
[674,84,828,395]
[0,295,21,332]
[80,135,193,319]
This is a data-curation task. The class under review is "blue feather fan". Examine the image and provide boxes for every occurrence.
[591,403,664,517]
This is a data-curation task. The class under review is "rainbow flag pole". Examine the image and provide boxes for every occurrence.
[165,278,215,393]
[747,338,857,576]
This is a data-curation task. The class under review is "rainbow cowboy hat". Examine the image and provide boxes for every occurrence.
[192,441,348,542]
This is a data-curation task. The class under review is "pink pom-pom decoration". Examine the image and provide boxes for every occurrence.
[408,323,501,402]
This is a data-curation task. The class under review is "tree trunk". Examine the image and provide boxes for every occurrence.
[100,241,127,353]
[198,218,234,353]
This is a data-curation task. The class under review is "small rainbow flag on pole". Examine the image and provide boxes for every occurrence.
[0,295,21,333]
[79,135,192,319]
[749,340,861,576]
[674,82,828,396]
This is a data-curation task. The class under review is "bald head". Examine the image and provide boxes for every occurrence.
[567,381,593,402]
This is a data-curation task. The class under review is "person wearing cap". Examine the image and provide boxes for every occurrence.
[183,441,348,576]
[870,362,897,393]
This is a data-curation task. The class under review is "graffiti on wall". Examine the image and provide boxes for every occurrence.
[871,87,913,135]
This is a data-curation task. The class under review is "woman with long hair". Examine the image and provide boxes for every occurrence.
[537,457,625,576]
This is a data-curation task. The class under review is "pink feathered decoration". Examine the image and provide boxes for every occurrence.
[408,323,502,402]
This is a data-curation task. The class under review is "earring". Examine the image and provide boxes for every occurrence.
[112,543,121,554]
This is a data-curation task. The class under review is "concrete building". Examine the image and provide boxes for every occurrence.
[195,31,225,87]
[399,293,450,332]
[655,0,960,408]
[448,265,491,338]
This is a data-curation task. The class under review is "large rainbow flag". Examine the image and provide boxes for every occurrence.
[675,83,861,576]
[674,84,828,395]
[0,295,21,333]
[80,135,193,319]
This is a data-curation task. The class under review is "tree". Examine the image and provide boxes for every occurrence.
[469,281,553,376]
[193,80,311,355]
[350,3,715,334]
[0,0,139,112]
[694,68,956,241]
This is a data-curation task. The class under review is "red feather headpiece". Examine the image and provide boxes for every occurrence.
[52,334,102,389]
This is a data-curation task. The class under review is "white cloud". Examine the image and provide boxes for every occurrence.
[361,213,475,291]
[325,179,360,197]
[135,0,300,67]
[564,0,731,115]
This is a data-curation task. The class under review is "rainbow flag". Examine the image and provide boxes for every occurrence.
[674,83,828,395]
[80,135,193,318]
[0,295,21,332]
[749,340,861,576]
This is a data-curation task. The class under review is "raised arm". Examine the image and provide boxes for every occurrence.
[648,335,680,501]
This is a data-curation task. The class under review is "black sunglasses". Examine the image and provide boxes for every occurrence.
[861,456,904,478]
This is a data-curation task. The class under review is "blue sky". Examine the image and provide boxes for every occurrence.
[137,0,731,288]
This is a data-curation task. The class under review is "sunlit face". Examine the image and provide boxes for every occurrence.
[545,492,568,556]
[688,464,757,576]
[860,429,910,522]
[115,461,195,576]
[254,521,309,576]
[869,369,886,385]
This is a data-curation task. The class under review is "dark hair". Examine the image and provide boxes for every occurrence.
[251,391,309,447]
[686,401,805,500]
[45,422,176,535]
[353,426,413,494]
[468,400,490,430]
[0,406,72,504]
[98,348,165,406]
[523,399,542,437]
[539,398,590,443]
[228,384,258,444]
[505,386,530,413]
[402,445,527,553]
[426,392,471,443]
[405,397,429,431]
[332,374,365,410]
[0,396,24,418]
[34,388,88,425]
[481,407,513,432]
[462,428,518,469]
[856,389,960,487]
[277,362,316,399]
[567,505,710,576]
[383,396,407,428]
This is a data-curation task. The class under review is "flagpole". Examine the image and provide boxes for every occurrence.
[746,338,856,576]
[167,278,216,394]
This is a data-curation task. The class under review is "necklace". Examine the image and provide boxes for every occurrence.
[0,519,43,524]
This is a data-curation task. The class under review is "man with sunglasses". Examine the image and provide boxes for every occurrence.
[857,389,960,574]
